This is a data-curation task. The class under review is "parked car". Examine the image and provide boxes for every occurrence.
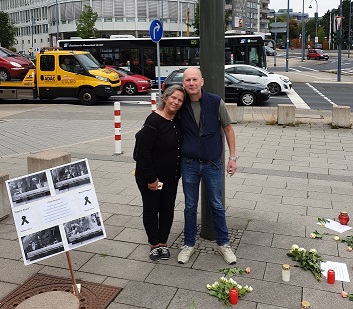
[106,66,152,95]
[0,47,35,81]
[225,64,292,95]
[306,49,329,60]
[265,46,276,56]
[161,68,270,106]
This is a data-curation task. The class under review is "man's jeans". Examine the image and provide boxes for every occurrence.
[181,156,229,247]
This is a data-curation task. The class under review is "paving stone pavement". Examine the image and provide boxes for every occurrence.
[1,72,353,308]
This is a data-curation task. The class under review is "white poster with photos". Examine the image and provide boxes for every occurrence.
[6,159,106,265]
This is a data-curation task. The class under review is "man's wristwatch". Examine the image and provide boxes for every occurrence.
[229,156,238,161]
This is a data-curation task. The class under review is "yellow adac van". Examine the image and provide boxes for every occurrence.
[0,47,121,105]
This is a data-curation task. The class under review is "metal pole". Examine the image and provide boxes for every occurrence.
[199,0,225,240]
[56,0,59,42]
[301,0,305,61]
[31,15,34,51]
[285,0,289,72]
[249,1,252,33]
[349,0,351,58]
[309,0,318,45]
[274,13,277,43]
[329,11,332,49]
[338,0,342,81]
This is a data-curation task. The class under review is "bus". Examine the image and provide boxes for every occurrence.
[58,35,267,83]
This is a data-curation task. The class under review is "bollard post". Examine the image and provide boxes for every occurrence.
[0,173,10,221]
[114,102,122,154]
[151,93,157,113]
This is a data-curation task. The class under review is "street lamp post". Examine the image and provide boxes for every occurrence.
[56,0,59,43]
[309,0,318,45]
[301,0,305,61]
[348,0,351,58]
[249,0,252,33]
[31,15,35,54]
[285,0,289,72]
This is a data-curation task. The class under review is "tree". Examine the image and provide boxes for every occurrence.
[76,5,98,39]
[189,0,234,35]
[0,11,16,49]
[189,0,200,35]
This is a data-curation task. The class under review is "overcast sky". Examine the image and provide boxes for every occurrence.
[269,0,341,17]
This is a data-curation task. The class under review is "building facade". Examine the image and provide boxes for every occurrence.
[0,0,197,53]
[0,0,270,54]
[230,0,270,35]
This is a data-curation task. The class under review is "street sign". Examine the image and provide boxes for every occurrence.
[149,20,163,43]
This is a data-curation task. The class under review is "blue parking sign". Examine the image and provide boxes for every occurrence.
[149,20,163,43]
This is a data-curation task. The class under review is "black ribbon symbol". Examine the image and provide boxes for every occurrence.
[84,196,91,205]
[21,216,29,225]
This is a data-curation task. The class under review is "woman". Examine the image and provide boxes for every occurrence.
[135,84,185,262]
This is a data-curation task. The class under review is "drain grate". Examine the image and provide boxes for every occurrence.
[0,273,122,309]
[171,224,243,254]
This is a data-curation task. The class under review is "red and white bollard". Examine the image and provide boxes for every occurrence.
[114,102,122,154]
[151,93,157,113]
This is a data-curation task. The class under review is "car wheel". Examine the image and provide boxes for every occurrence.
[316,56,320,60]
[268,82,281,95]
[79,88,97,105]
[239,91,256,106]
[307,56,310,60]
[124,82,137,95]
[0,68,11,81]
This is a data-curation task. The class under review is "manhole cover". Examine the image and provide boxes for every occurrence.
[171,224,243,254]
[0,273,122,309]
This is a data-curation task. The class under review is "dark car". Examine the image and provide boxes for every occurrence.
[161,69,270,106]
[106,66,152,95]
[307,49,329,60]
[0,47,35,81]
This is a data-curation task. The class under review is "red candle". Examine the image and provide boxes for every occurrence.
[327,269,335,284]
[338,211,349,225]
[229,287,238,305]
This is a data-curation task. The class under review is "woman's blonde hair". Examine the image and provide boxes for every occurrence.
[158,84,185,109]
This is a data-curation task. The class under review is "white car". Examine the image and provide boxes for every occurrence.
[225,64,292,95]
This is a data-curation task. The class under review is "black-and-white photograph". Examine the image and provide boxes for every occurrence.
[64,212,104,249]
[21,226,64,264]
[51,160,90,193]
[7,172,50,206]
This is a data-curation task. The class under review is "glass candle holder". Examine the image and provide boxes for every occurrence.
[229,287,238,305]
[282,264,290,282]
[338,211,349,225]
[327,269,335,284]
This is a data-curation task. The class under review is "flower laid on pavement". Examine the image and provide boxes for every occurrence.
[338,235,353,252]
[219,266,251,276]
[287,244,325,282]
[207,277,253,306]
[309,230,323,239]
[341,291,353,301]
[317,217,329,226]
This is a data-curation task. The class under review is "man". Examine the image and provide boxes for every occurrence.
[178,67,237,265]
[60,57,73,72]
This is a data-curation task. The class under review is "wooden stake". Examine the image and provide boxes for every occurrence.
[66,251,80,296]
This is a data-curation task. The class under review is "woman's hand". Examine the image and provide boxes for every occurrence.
[148,179,159,191]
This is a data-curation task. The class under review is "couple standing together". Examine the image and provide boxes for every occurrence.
[135,67,237,265]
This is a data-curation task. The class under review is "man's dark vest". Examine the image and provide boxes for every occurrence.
[180,90,222,161]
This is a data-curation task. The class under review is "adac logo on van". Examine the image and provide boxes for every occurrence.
[40,75,56,82]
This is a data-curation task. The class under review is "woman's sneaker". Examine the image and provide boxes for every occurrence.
[159,246,170,260]
[149,247,160,262]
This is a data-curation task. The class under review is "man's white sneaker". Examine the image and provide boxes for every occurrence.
[178,245,195,264]
[217,244,237,264]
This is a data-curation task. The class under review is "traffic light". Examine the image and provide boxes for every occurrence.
[332,31,338,45]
